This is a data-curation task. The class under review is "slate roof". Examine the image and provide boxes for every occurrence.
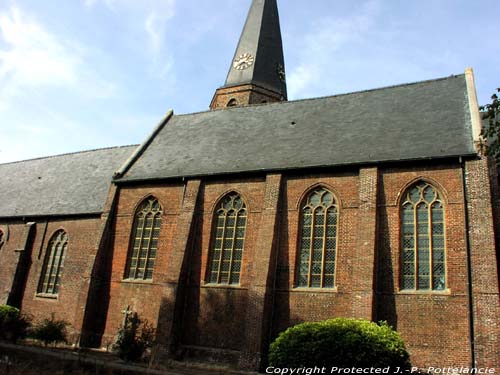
[224,0,287,98]
[0,145,137,218]
[120,74,477,182]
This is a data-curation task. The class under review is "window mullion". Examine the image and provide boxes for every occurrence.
[45,242,59,293]
[134,213,147,279]
[53,241,66,293]
[320,205,328,288]
[216,212,227,284]
[414,203,418,290]
[228,210,239,284]
[143,212,156,280]
[308,207,315,288]
[428,204,434,290]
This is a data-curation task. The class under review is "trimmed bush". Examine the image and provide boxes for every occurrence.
[269,318,410,370]
[0,305,31,343]
[31,314,69,347]
[113,313,155,362]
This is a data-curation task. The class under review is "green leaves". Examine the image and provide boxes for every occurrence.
[480,88,500,160]
[268,318,411,370]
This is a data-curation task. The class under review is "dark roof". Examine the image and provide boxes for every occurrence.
[224,0,287,98]
[0,145,137,218]
[120,74,476,182]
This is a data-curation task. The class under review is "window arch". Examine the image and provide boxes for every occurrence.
[401,181,446,291]
[296,187,338,288]
[227,98,238,107]
[207,193,247,285]
[38,230,68,295]
[125,197,162,280]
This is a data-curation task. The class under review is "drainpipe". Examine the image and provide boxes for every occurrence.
[460,156,476,368]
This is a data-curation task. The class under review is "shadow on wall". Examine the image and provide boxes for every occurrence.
[374,176,398,329]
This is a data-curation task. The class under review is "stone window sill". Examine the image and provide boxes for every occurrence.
[287,287,339,294]
[121,279,154,285]
[201,283,247,290]
[397,289,451,295]
[35,293,58,300]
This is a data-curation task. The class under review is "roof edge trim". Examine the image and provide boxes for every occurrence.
[465,67,483,153]
[113,109,174,179]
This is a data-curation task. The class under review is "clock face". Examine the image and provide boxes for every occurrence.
[277,64,286,82]
[233,53,255,70]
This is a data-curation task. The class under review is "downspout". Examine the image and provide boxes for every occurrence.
[460,156,476,368]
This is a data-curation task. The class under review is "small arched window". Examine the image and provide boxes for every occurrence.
[0,230,4,250]
[296,187,338,288]
[125,197,162,280]
[207,193,247,285]
[227,98,238,107]
[38,230,68,295]
[401,181,446,291]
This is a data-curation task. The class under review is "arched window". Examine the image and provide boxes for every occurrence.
[227,98,238,107]
[38,230,68,295]
[0,230,4,250]
[401,181,445,291]
[296,187,338,288]
[125,197,162,280]
[207,193,247,284]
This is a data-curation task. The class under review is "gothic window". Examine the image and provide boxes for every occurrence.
[125,197,162,280]
[38,230,68,295]
[296,187,338,288]
[207,193,247,285]
[401,181,446,291]
[227,98,238,107]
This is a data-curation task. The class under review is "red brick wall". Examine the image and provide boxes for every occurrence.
[0,221,25,304]
[2,159,498,369]
[376,163,472,368]
[182,176,267,353]
[101,182,185,345]
[0,217,102,343]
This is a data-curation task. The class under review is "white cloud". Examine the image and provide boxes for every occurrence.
[0,7,79,88]
[287,0,382,99]
[0,6,116,109]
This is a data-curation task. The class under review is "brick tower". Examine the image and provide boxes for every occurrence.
[210,0,287,110]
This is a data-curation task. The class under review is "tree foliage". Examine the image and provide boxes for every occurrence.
[269,318,411,370]
[31,314,69,347]
[480,88,500,159]
[0,305,31,343]
[113,313,156,362]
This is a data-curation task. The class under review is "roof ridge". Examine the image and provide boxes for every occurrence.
[0,144,139,166]
[176,73,465,117]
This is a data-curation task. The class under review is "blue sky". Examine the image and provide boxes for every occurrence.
[0,0,499,163]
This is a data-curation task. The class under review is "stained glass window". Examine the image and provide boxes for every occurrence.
[296,187,338,288]
[207,193,247,285]
[38,230,68,295]
[125,197,162,280]
[401,182,446,291]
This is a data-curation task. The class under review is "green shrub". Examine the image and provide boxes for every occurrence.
[269,318,411,370]
[31,314,69,347]
[113,313,156,362]
[0,305,31,343]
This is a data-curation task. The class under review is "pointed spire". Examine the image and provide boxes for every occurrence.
[210,0,287,110]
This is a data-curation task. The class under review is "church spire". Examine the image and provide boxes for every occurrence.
[210,0,287,110]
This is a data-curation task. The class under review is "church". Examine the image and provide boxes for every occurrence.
[0,0,499,370]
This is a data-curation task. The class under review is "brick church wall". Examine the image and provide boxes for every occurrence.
[181,177,267,355]
[2,157,494,368]
[376,162,472,367]
[0,217,103,343]
[101,183,185,345]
